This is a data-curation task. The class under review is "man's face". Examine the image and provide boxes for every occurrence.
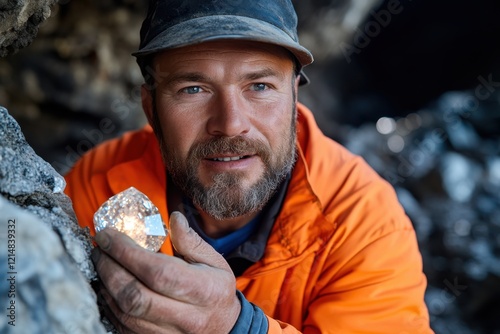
[143,40,299,220]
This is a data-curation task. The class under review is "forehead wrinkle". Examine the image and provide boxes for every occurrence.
[240,67,287,82]
[159,60,290,86]
[163,72,212,86]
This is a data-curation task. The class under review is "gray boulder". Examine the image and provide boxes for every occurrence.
[0,106,107,333]
[0,106,96,281]
[0,197,106,334]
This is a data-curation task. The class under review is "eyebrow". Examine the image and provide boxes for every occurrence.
[240,68,285,81]
[161,67,285,86]
[162,72,209,86]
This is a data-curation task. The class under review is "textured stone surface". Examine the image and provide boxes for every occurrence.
[0,0,58,57]
[0,106,96,282]
[0,197,106,334]
[0,106,118,332]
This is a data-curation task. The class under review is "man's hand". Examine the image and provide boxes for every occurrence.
[91,211,241,334]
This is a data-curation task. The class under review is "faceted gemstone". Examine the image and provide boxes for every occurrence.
[94,187,167,252]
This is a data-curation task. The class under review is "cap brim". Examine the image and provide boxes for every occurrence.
[133,15,313,75]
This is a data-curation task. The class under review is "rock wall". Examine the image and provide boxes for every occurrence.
[0,197,106,334]
[0,106,95,281]
[0,106,107,332]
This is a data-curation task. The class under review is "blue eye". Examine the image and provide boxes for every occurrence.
[252,83,268,91]
[182,86,202,94]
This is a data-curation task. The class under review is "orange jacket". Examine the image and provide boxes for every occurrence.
[65,103,432,333]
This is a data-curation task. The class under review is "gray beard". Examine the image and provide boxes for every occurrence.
[166,134,297,221]
[180,150,295,220]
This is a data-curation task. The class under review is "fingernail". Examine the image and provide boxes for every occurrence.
[171,211,189,230]
[94,231,111,250]
[91,248,101,264]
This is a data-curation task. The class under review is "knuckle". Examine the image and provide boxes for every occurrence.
[147,265,170,290]
[190,232,205,252]
[144,266,178,291]
[185,315,205,333]
[113,241,133,261]
[117,280,151,317]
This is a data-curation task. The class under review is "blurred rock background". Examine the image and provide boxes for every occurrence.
[1,0,499,333]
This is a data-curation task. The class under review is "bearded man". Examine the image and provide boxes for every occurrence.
[65,1,433,333]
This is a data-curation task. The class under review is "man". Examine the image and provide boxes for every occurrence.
[65,0,433,333]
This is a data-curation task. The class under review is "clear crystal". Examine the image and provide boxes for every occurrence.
[93,187,167,252]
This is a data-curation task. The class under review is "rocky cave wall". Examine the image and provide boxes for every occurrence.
[0,107,106,333]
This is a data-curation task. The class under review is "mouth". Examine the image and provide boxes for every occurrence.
[208,155,252,162]
[200,153,260,174]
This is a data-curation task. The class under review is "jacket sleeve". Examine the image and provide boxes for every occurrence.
[230,291,269,333]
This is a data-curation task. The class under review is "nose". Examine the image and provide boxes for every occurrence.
[206,90,251,137]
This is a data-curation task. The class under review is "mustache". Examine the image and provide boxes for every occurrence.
[189,136,271,161]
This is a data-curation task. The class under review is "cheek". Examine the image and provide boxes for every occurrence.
[158,112,202,160]
[253,100,294,145]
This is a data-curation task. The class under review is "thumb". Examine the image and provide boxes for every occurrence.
[169,211,230,271]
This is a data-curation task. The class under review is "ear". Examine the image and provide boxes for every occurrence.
[141,84,154,126]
